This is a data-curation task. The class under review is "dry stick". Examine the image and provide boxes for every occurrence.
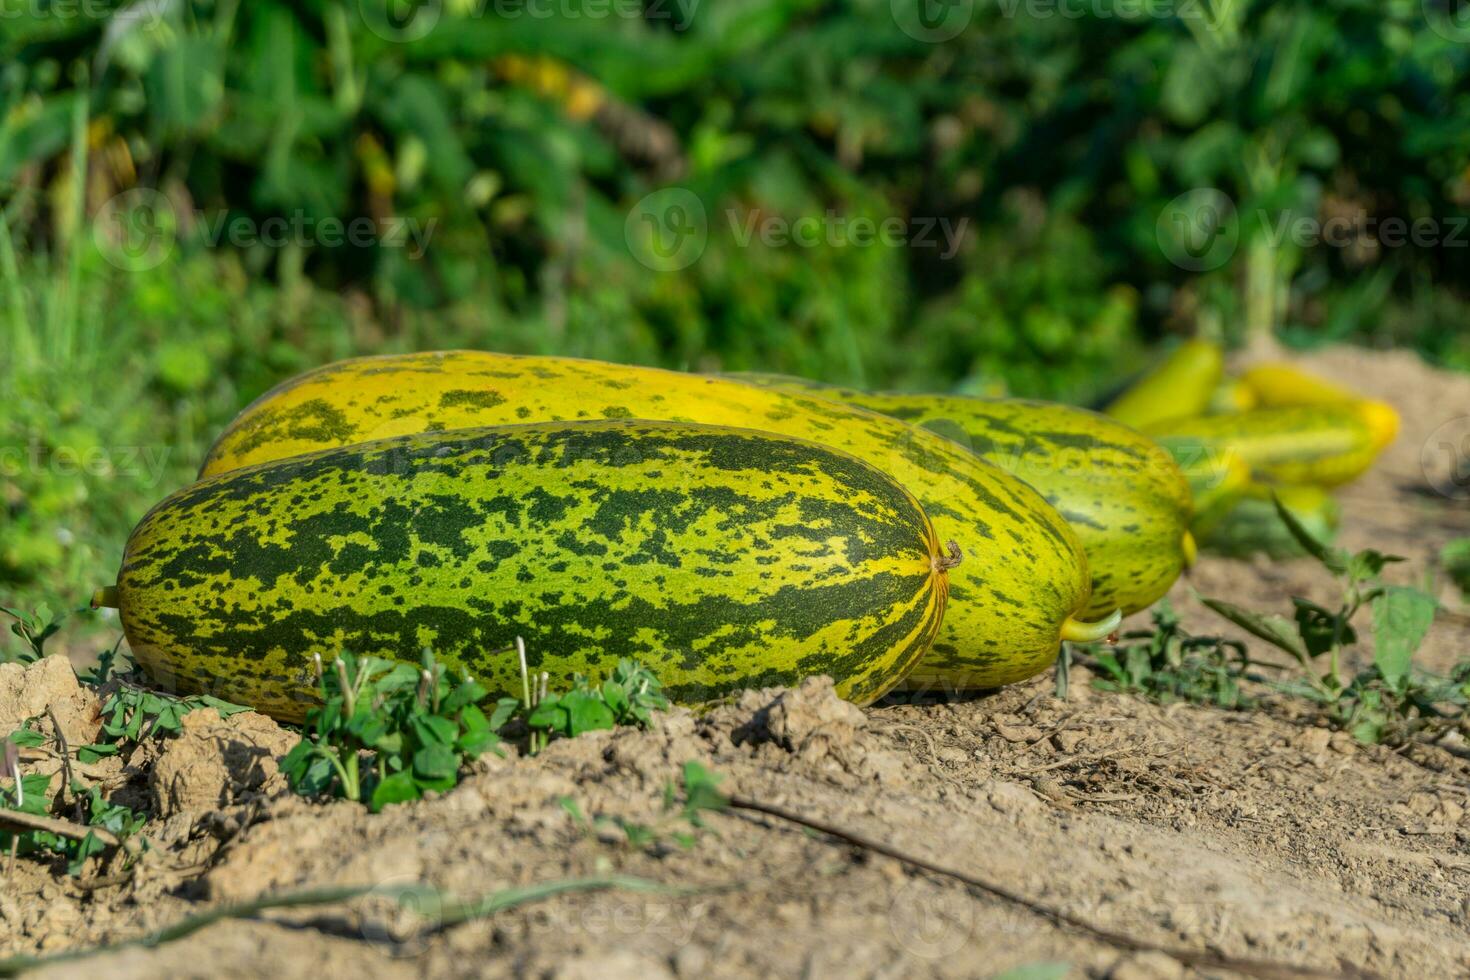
[0,807,120,847]
[725,795,1368,980]
[45,707,82,824]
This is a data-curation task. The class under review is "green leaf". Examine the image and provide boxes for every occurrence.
[601,680,629,720]
[456,705,498,757]
[562,691,616,736]
[1271,494,1347,574]
[411,714,458,749]
[1346,549,1406,584]
[1441,538,1470,599]
[681,761,728,820]
[7,728,45,748]
[369,771,421,812]
[77,743,119,764]
[1291,598,1354,658]
[488,697,521,732]
[413,743,460,782]
[1371,586,1437,689]
[1200,597,1309,661]
[526,698,570,735]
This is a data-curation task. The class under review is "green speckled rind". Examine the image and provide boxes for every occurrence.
[729,373,1193,618]
[200,352,1096,691]
[122,421,947,721]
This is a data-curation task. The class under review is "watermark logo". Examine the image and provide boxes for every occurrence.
[1156,188,1238,272]
[1422,417,1470,500]
[359,0,443,42]
[728,210,968,259]
[357,873,445,956]
[94,188,178,272]
[625,187,708,272]
[891,0,975,42]
[888,878,975,957]
[1424,0,1470,43]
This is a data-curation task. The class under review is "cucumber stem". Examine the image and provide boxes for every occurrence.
[1059,608,1122,644]
[91,586,120,609]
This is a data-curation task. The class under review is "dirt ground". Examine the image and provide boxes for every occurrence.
[3,345,1468,979]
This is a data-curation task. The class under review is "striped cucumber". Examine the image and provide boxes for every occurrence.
[102,421,952,721]
[729,374,1193,619]
[1147,405,1381,488]
[203,352,1113,691]
[1104,339,1224,429]
[1238,362,1399,451]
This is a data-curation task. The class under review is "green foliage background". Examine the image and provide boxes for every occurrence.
[2,0,1469,612]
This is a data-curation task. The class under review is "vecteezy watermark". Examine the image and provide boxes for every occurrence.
[358,0,444,42]
[1422,417,1470,500]
[94,188,178,273]
[1156,188,1239,272]
[891,0,975,42]
[728,210,969,260]
[1158,188,1470,272]
[1424,0,1470,43]
[0,443,174,489]
[625,187,709,272]
[1259,210,1470,251]
[92,190,438,272]
[0,0,169,23]
[888,877,977,957]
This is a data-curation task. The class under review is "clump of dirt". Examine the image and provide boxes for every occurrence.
[3,346,1469,978]
[0,655,100,746]
[149,708,296,820]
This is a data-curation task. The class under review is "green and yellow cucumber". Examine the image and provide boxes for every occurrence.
[102,421,953,721]
[202,352,1114,691]
[1147,405,1381,488]
[1104,339,1224,430]
[728,373,1193,620]
[1238,362,1399,451]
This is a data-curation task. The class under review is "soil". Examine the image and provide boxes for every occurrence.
[3,345,1469,979]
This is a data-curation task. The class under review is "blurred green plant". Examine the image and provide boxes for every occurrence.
[1202,497,1462,745]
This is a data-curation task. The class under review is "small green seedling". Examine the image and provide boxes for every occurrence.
[560,761,728,851]
[76,687,251,763]
[1081,600,1255,709]
[0,605,76,664]
[489,641,670,755]
[0,772,147,876]
[1202,496,1459,744]
[281,650,500,812]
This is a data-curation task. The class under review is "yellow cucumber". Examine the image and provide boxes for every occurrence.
[1147,405,1381,488]
[1104,339,1224,429]
[1239,362,1399,451]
